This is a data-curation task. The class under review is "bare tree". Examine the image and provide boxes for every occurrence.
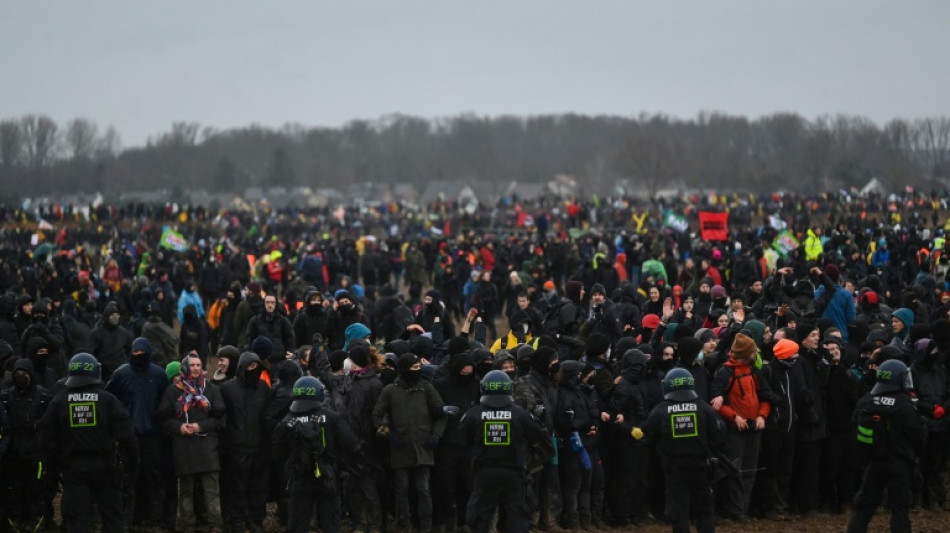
[20,114,59,169]
[95,126,122,160]
[65,118,99,159]
[914,117,950,177]
[0,119,23,168]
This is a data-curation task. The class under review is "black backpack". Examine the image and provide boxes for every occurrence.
[855,398,893,459]
[291,416,336,492]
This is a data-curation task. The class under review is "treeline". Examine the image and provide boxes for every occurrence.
[1,112,948,201]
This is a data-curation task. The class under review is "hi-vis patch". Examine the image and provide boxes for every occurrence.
[69,401,97,428]
[670,412,698,438]
[485,421,510,446]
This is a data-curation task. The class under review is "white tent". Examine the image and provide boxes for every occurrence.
[859,177,887,196]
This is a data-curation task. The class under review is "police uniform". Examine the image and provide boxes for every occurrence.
[643,368,726,533]
[272,376,358,533]
[846,360,925,533]
[458,370,545,533]
[39,353,139,533]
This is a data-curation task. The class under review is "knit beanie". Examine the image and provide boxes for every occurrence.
[892,308,914,328]
[343,323,372,350]
[731,333,757,362]
[585,333,611,359]
[165,361,181,381]
[772,339,799,360]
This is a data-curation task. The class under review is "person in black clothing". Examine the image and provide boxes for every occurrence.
[643,367,727,533]
[273,376,358,533]
[179,304,211,364]
[1,358,51,532]
[90,301,133,381]
[40,353,139,533]
[909,338,950,510]
[673,337,711,402]
[554,360,600,530]
[293,287,329,350]
[416,290,456,340]
[605,348,654,526]
[219,351,273,533]
[846,359,925,533]
[432,352,480,532]
[244,293,295,358]
[458,371,545,533]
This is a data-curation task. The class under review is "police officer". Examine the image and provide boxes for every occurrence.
[458,370,545,533]
[39,352,139,533]
[643,368,727,533]
[846,359,925,533]
[272,376,358,533]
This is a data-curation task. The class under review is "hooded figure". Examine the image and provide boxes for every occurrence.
[293,286,329,349]
[24,336,58,390]
[1,356,51,531]
[179,303,210,363]
[91,301,134,380]
[553,359,601,529]
[18,298,66,377]
[674,337,711,401]
[0,294,19,352]
[218,351,273,532]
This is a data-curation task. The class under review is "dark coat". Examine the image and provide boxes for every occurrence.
[219,352,273,453]
[372,377,446,469]
[105,338,169,437]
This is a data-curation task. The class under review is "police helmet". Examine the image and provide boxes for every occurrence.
[480,370,514,408]
[870,359,913,395]
[65,352,101,388]
[289,376,326,414]
[662,367,699,402]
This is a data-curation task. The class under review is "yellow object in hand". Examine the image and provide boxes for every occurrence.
[631,427,644,441]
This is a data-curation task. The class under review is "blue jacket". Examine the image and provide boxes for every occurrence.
[177,289,205,323]
[814,285,856,342]
[105,337,169,437]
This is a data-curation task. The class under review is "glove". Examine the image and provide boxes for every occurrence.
[443,405,461,417]
[935,405,946,419]
[425,435,440,450]
[630,427,644,441]
[533,404,546,418]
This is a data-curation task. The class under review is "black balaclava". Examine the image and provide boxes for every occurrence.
[397,353,422,385]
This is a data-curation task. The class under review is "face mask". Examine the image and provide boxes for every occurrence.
[245,367,263,383]
[13,375,30,391]
[108,316,120,326]
[549,362,561,377]
[696,351,705,363]
[657,359,676,372]
[476,363,492,377]
[403,369,422,385]
[340,303,353,312]
[131,353,149,368]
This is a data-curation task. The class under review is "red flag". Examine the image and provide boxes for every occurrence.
[699,211,729,241]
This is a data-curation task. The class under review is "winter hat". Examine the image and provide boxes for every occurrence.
[614,337,639,358]
[772,339,799,360]
[695,328,717,344]
[543,280,556,291]
[909,324,931,343]
[795,323,819,346]
[860,290,879,308]
[731,333,757,361]
[408,335,434,361]
[385,339,410,356]
[892,308,914,328]
[246,281,262,296]
[251,335,274,360]
[531,346,558,374]
[699,277,714,289]
[590,283,607,297]
[334,289,352,302]
[343,323,372,351]
[447,336,471,357]
[710,285,727,299]
[867,329,889,345]
[565,281,584,303]
[396,353,420,376]
[165,361,181,381]
[425,289,440,301]
[744,320,766,347]
[329,350,348,372]
[348,345,371,368]
[586,333,611,359]
[675,337,703,365]
[825,264,840,282]
[641,314,661,330]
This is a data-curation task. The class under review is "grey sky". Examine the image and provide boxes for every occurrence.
[2,0,947,148]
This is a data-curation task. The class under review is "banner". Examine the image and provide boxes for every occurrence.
[772,230,800,257]
[663,211,689,233]
[768,215,787,231]
[698,211,729,241]
[159,226,188,252]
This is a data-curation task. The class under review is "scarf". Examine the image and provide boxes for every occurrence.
[175,371,210,418]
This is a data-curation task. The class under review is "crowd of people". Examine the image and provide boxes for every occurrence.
[1,193,950,533]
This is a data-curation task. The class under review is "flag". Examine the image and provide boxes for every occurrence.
[159,226,188,252]
[698,211,729,241]
[772,230,800,257]
[768,215,787,231]
[38,218,54,231]
[663,211,689,233]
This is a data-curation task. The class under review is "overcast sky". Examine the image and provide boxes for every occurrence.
[1,1,947,148]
